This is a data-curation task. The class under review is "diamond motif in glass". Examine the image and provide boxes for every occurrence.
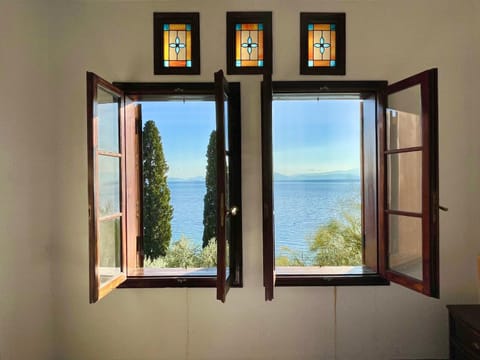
[308,23,336,67]
[235,23,264,67]
[163,23,192,68]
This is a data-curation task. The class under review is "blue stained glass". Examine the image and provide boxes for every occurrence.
[235,24,241,30]
[186,24,191,30]
[187,60,192,67]
[330,24,336,30]
[258,60,264,67]
[163,24,169,30]
[330,60,336,67]
[164,60,169,67]
[236,60,241,67]
[308,60,314,67]
[308,24,314,30]
[258,23,264,30]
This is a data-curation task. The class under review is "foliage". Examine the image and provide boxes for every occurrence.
[308,206,362,266]
[202,130,217,248]
[142,120,173,260]
[275,202,362,267]
[144,237,218,269]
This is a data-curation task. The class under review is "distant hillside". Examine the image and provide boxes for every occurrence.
[274,169,360,181]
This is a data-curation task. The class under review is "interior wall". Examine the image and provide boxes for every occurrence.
[46,0,479,359]
[0,1,54,359]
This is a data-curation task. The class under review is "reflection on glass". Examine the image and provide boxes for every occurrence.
[387,109,422,150]
[387,151,422,213]
[97,86,120,153]
[99,217,122,284]
[224,99,229,152]
[387,84,421,150]
[98,155,121,216]
[389,215,422,280]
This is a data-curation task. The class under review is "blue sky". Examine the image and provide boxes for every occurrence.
[141,101,216,179]
[273,99,361,175]
[138,99,361,179]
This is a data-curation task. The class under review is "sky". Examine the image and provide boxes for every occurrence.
[134,98,361,179]
[273,99,361,175]
[140,101,216,179]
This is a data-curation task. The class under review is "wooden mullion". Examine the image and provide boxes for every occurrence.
[385,209,423,218]
[97,150,122,158]
[384,146,423,155]
[98,213,123,222]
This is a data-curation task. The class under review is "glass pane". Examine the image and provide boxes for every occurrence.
[308,23,337,68]
[163,23,192,68]
[98,155,121,216]
[235,23,264,67]
[387,84,421,150]
[97,86,120,153]
[224,99,229,152]
[388,215,422,280]
[387,151,422,213]
[99,217,122,284]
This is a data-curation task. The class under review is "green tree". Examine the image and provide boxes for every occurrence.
[164,236,199,268]
[308,206,362,266]
[142,120,173,260]
[202,130,217,248]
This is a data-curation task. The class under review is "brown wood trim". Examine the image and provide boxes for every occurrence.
[261,73,275,300]
[384,209,423,218]
[384,146,423,155]
[98,213,123,222]
[97,150,122,157]
[215,70,228,302]
[98,273,127,301]
[226,12,272,75]
[153,13,200,75]
[275,274,389,287]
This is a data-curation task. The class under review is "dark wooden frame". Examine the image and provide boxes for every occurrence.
[261,80,388,299]
[87,72,128,303]
[300,13,346,75]
[226,12,272,75]
[112,80,243,291]
[379,68,439,298]
[153,12,200,75]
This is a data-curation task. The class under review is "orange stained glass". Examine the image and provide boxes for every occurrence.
[163,23,192,68]
[235,23,264,67]
[307,23,337,68]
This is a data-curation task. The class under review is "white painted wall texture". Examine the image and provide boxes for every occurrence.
[1,0,479,359]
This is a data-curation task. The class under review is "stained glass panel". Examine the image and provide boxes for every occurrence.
[235,23,264,67]
[163,23,192,68]
[307,23,336,67]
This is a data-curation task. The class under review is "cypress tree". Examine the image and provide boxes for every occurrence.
[202,130,217,248]
[142,120,173,260]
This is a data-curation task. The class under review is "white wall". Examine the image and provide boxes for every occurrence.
[2,0,479,359]
[0,1,54,359]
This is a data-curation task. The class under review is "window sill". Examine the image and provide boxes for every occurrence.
[275,266,390,286]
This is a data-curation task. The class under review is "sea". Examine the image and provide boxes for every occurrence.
[169,180,361,255]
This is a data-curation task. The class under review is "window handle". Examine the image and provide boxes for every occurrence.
[227,206,239,217]
[439,205,448,212]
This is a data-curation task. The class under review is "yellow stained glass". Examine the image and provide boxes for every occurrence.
[163,23,192,68]
[235,23,264,68]
[307,23,336,68]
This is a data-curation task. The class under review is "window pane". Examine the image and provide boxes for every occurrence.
[99,217,122,284]
[235,23,264,67]
[98,155,121,216]
[308,23,337,68]
[387,151,422,213]
[388,214,422,280]
[163,23,192,68]
[97,86,120,153]
[387,84,421,150]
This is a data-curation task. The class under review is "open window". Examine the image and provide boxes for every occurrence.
[87,71,242,303]
[262,69,439,300]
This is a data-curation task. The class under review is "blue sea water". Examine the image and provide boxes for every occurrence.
[168,180,361,255]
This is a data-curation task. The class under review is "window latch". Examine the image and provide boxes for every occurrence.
[439,205,448,212]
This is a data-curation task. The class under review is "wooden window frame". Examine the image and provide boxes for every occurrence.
[300,12,346,75]
[153,12,201,75]
[88,73,242,301]
[262,69,439,300]
[226,12,273,75]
